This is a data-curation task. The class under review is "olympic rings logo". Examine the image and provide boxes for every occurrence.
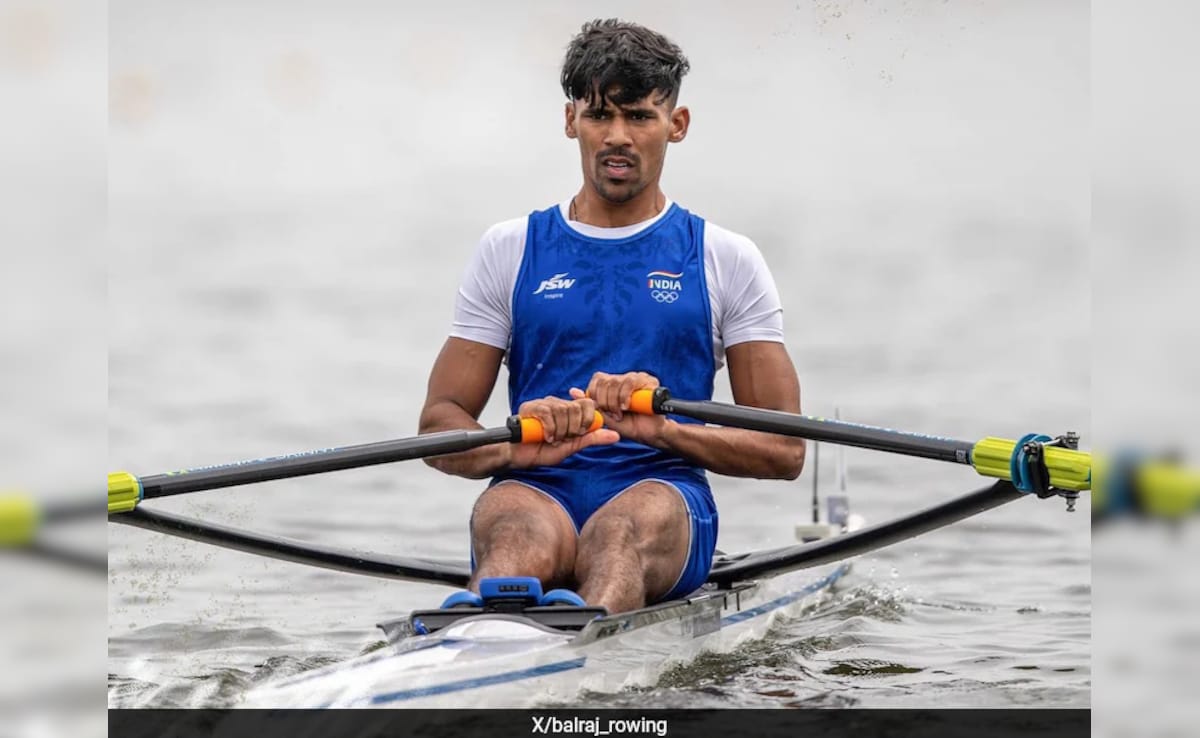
[650,290,679,303]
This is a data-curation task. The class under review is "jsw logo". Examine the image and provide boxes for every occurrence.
[533,272,576,295]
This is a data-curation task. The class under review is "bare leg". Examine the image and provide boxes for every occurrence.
[469,482,577,591]
[574,481,691,613]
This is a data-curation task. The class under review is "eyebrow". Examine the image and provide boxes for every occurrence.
[584,103,661,116]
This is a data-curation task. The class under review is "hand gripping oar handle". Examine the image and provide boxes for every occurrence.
[629,388,1091,494]
[515,410,603,444]
[109,411,603,514]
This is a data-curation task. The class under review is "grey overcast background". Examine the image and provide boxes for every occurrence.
[108,2,1089,442]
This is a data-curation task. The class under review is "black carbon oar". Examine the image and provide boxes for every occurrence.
[707,480,1023,586]
[108,412,601,514]
[113,506,471,586]
[630,388,1091,494]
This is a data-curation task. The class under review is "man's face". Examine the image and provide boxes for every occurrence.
[565,89,689,204]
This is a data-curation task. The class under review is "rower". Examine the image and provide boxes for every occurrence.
[417,19,806,614]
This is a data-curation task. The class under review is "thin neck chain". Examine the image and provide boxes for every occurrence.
[570,193,663,224]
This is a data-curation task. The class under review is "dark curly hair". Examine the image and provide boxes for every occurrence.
[560,19,690,108]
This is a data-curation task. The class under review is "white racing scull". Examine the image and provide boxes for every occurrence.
[243,547,855,707]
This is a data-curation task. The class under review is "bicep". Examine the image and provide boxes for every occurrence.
[725,340,801,413]
[421,337,506,428]
[709,228,785,349]
[450,229,516,350]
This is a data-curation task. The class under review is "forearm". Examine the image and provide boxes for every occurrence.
[419,401,512,479]
[655,420,806,480]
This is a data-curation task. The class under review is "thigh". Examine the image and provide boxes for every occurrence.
[577,480,692,601]
[470,481,578,579]
[657,478,718,600]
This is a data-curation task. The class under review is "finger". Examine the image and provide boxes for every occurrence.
[564,399,583,436]
[603,373,621,410]
[563,402,584,439]
[577,428,620,449]
[576,394,597,418]
[597,384,617,420]
[536,399,560,444]
[532,410,553,444]
[618,374,638,411]
[585,374,603,407]
[604,376,624,417]
[571,390,604,432]
[516,400,542,439]
[608,373,640,416]
[544,428,619,466]
[638,372,660,390]
[568,389,590,432]
[585,372,607,404]
[553,400,578,444]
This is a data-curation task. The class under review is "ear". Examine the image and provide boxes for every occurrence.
[668,105,690,143]
[564,101,578,139]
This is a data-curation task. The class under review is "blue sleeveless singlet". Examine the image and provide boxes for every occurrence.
[491,203,720,599]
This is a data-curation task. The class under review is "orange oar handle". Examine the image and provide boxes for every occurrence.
[517,410,604,444]
[629,388,659,416]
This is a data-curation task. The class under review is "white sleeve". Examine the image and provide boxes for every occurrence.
[449,217,527,350]
[705,222,785,352]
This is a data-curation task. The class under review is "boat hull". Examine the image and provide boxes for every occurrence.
[243,564,849,708]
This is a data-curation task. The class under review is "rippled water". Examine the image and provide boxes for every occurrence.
[108,1,1089,710]
[108,560,1088,708]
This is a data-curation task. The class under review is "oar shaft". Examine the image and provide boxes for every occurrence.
[630,388,1091,491]
[654,393,976,464]
[109,410,604,514]
[138,425,516,499]
[108,425,513,513]
[709,481,1024,584]
[112,507,471,586]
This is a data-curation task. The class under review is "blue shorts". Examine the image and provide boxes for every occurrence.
[481,472,718,603]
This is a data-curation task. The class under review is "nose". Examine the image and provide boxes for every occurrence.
[603,116,632,148]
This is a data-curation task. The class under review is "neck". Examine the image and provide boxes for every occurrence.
[571,187,666,228]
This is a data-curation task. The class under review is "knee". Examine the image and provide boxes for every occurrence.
[578,514,638,549]
[597,487,686,542]
[475,514,555,557]
[473,514,568,581]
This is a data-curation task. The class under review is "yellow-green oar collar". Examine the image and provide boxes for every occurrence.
[108,472,142,514]
[0,492,40,546]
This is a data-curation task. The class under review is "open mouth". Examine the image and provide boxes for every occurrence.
[602,157,635,178]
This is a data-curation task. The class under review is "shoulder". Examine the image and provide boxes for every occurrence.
[458,216,529,293]
[466,216,530,276]
[699,219,771,275]
[702,219,763,257]
[479,215,529,250]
